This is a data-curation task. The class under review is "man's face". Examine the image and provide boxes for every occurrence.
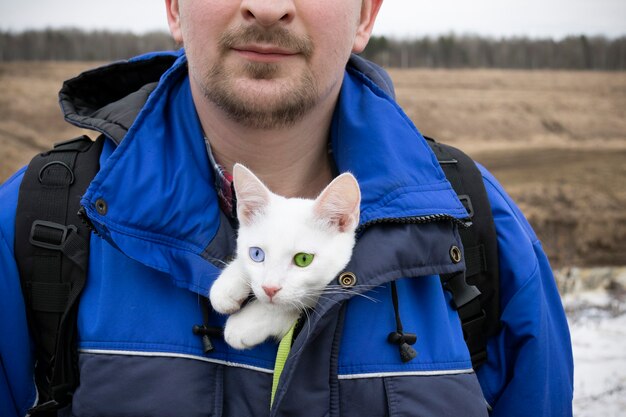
[167,0,380,129]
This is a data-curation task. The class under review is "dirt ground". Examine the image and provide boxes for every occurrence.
[390,68,626,268]
[1,62,625,268]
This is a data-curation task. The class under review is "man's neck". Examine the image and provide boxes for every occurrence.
[192,88,338,199]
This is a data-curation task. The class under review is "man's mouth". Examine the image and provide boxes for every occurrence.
[232,44,299,63]
[219,25,314,61]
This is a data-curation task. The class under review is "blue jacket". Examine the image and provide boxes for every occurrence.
[0,50,573,416]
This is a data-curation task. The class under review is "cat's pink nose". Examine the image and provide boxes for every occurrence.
[262,285,282,299]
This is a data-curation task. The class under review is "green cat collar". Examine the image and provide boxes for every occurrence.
[271,320,297,408]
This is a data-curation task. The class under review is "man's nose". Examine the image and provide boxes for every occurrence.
[240,0,295,27]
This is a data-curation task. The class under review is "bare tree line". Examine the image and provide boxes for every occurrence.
[0,29,176,62]
[362,35,626,70]
[0,29,624,70]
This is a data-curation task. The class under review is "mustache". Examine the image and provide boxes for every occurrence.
[219,25,314,59]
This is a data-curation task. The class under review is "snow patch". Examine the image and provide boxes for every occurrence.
[562,277,626,416]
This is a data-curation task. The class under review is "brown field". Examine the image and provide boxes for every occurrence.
[1,62,625,267]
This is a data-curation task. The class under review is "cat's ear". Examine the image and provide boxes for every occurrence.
[233,164,271,226]
[314,173,361,233]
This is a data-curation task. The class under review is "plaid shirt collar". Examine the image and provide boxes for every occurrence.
[204,137,237,220]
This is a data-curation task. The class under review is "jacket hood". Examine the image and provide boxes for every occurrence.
[59,51,180,145]
[61,50,467,297]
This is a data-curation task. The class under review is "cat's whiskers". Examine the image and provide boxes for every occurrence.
[292,297,325,321]
[320,292,380,304]
[285,299,316,358]
[298,290,339,308]
[319,285,382,303]
[204,255,230,268]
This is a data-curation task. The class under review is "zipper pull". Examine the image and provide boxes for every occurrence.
[77,206,100,236]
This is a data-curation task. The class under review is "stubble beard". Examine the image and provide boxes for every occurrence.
[200,25,319,130]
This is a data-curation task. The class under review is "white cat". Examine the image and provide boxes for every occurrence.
[209,164,360,350]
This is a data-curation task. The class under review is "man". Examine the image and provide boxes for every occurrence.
[0,0,573,416]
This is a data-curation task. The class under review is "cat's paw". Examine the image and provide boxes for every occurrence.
[209,262,250,314]
[223,315,268,350]
[209,283,247,314]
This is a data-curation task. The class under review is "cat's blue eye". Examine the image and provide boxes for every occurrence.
[249,247,265,262]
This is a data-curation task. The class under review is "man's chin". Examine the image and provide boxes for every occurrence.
[202,67,318,129]
[232,76,291,95]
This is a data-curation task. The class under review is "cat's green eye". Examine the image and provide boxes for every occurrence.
[293,252,314,267]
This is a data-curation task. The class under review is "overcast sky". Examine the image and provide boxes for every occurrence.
[1,0,624,39]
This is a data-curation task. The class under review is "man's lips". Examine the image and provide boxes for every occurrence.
[232,44,299,63]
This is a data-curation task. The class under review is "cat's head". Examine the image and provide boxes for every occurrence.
[233,163,360,310]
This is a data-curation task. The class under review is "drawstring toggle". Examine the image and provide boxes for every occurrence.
[387,331,418,363]
[388,281,418,363]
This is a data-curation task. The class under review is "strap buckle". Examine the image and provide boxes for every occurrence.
[29,220,78,251]
[28,398,62,414]
[442,272,482,310]
[458,194,474,218]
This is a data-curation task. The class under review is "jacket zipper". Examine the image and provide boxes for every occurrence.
[356,213,470,236]
[77,206,101,237]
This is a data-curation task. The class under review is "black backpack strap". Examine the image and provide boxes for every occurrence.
[425,137,500,370]
[15,135,104,415]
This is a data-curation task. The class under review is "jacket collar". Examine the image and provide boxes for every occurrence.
[332,66,467,225]
[68,51,466,296]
